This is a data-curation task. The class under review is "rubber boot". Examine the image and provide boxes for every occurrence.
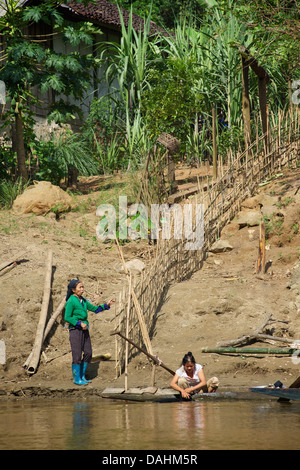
[80,362,91,383]
[72,364,87,385]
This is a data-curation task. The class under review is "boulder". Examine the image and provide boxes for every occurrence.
[125,259,146,273]
[236,211,262,228]
[13,181,74,215]
[209,239,233,253]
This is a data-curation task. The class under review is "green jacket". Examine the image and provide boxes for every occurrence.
[64,295,109,328]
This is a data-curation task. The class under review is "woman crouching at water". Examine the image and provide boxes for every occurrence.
[170,351,219,399]
[64,279,115,385]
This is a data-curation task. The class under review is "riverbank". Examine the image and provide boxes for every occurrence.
[0,167,300,400]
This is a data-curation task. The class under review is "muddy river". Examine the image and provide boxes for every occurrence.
[0,398,299,451]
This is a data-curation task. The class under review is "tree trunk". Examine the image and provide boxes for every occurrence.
[14,110,28,181]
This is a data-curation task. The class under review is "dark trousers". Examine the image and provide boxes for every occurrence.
[69,328,92,364]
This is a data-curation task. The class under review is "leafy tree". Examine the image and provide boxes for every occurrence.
[0,0,100,181]
[113,0,207,28]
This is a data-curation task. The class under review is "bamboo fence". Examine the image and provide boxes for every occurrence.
[113,108,300,377]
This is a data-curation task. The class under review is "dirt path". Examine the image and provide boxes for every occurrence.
[0,168,299,398]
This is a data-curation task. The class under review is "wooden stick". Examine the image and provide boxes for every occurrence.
[0,262,17,277]
[216,314,290,348]
[0,251,26,272]
[125,273,132,391]
[42,297,66,341]
[111,331,175,376]
[23,250,53,374]
[256,220,266,273]
[114,234,153,355]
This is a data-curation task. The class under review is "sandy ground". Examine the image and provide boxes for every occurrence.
[0,167,299,399]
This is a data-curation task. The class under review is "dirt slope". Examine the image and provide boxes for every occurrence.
[0,168,299,398]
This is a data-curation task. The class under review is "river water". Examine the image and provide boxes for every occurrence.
[0,398,299,451]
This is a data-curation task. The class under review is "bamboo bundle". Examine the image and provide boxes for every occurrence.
[23,250,53,374]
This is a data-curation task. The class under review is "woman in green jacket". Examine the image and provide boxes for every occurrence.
[65,279,114,385]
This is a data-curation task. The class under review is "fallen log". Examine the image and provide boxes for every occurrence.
[23,250,53,374]
[0,251,26,272]
[202,347,296,355]
[0,262,17,277]
[216,313,291,348]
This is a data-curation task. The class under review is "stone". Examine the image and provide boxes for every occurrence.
[209,239,233,253]
[124,259,146,273]
[236,211,262,228]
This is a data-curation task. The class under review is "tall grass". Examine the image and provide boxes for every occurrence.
[0,177,30,209]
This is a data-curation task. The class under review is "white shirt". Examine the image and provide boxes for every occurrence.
[175,363,203,386]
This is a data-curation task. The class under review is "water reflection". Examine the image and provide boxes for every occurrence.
[0,399,299,450]
[70,403,91,450]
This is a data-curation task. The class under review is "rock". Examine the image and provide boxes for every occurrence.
[256,193,279,207]
[13,181,74,215]
[241,196,261,210]
[124,259,146,273]
[242,193,279,212]
[209,239,233,253]
[236,211,262,228]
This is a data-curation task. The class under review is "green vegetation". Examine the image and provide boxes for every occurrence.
[0,0,299,208]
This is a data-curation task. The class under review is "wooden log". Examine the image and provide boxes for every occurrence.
[125,273,132,391]
[256,221,266,274]
[216,313,290,348]
[202,347,296,355]
[42,296,66,341]
[0,262,17,277]
[23,250,53,374]
[0,251,25,272]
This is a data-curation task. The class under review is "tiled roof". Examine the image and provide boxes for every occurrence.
[64,0,164,35]
[0,1,164,35]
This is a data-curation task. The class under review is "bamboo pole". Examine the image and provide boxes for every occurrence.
[43,297,66,341]
[256,221,266,274]
[212,106,218,179]
[202,347,297,355]
[111,331,175,376]
[124,273,132,391]
[114,235,153,355]
[23,250,53,374]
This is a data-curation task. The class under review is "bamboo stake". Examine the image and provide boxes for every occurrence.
[114,234,153,356]
[256,221,266,274]
[125,273,132,391]
[23,250,53,374]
